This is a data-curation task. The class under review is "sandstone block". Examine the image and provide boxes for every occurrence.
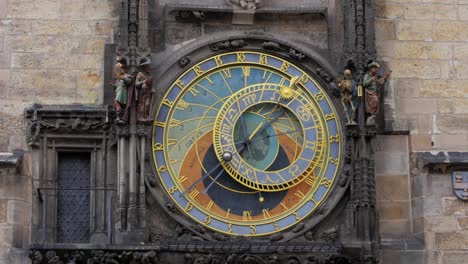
[428,43,452,60]
[433,21,468,41]
[404,4,434,20]
[425,216,458,232]
[380,219,410,239]
[458,217,468,230]
[419,80,467,97]
[396,79,420,97]
[454,44,468,60]
[61,0,117,20]
[433,133,468,150]
[410,134,432,151]
[434,4,457,20]
[76,54,103,70]
[388,59,440,79]
[0,52,10,69]
[435,115,468,134]
[459,4,468,20]
[394,42,428,59]
[83,37,108,54]
[0,199,6,222]
[435,232,468,249]
[437,99,454,113]
[375,135,409,152]
[443,197,464,216]
[397,20,432,41]
[416,114,433,134]
[400,98,437,114]
[0,0,6,18]
[77,70,103,90]
[7,200,27,225]
[424,196,443,216]
[453,98,468,114]
[375,19,396,42]
[0,36,4,52]
[0,19,31,35]
[454,60,468,79]
[32,20,91,36]
[376,40,395,58]
[442,252,468,264]
[376,151,410,175]
[7,0,60,19]
[94,21,114,36]
[376,175,409,201]
[377,201,410,220]
[376,3,404,19]
[10,70,76,91]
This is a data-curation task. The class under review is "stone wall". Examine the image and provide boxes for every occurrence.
[0,152,31,264]
[376,1,468,263]
[0,0,118,152]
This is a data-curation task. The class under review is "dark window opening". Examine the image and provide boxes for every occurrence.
[56,152,91,243]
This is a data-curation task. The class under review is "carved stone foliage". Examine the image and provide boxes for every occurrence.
[30,250,160,264]
[226,0,262,10]
[24,104,114,148]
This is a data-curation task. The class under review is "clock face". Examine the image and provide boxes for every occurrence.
[152,51,342,236]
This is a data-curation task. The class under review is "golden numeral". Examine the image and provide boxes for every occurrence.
[243,211,252,221]
[237,52,246,62]
[314,92,325,101]
[178,175,188,184]
[305,141,316,149]
[214,56,223,66]
[242,66,250,77]
[262,209,271,219]
[324,114,336,121]
[259,54,268,64]
[204,215,211,224]
[221,69,232,79]
[153,143,163,151]
[274,223,279,230]
[189,87,200,96]
[154,121,165,127]
[168,186,177,194]
[206,201,214,211]
[159,166,167,172]
[169,119,181,128]
[226,209,231,218]
[163,99,173,107]
[305,175,317,186]
[185,203,193,212]
[194,65,204,76]
[329,135,340,143]
[167,139,177,145]
[294,190,306,199]
[189,189,200,199]
[280,61,290,72]
[329,157,338,165]
[228,223,233,233]
[321,178,332,188]
[176,80,185,89]
[280,202,288,212]
[292,211,301,221]
[299,74,308,84]
[176,100,189,110]
[170,159,178,164]
[250,225,257,235]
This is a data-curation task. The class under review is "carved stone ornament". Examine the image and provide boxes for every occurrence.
[210,39,247,51]
[226,0,262,10]
[453,170,468,201]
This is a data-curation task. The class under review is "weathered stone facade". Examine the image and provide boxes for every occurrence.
[0,0,467,263]
[0,0,118,151]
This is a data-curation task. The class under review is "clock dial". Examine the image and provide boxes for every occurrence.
[152,51,342,236]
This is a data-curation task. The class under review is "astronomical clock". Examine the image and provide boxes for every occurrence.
[151,50,345,238]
